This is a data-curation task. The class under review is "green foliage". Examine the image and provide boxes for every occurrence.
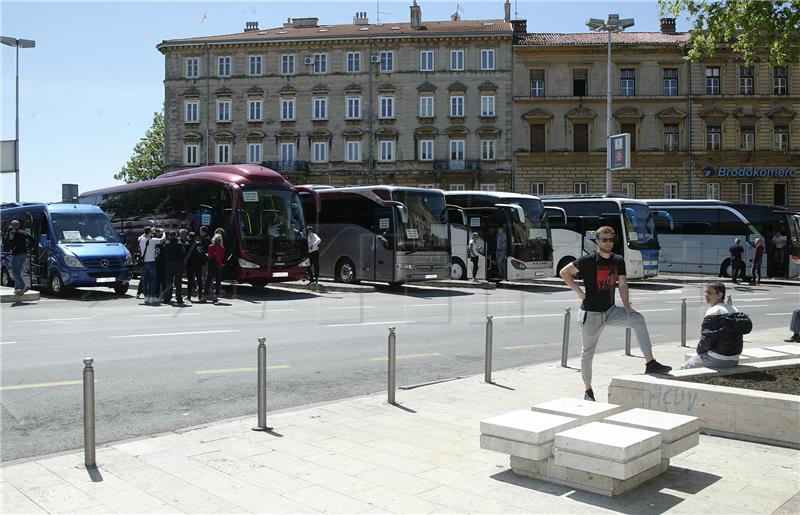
[660,0,800,65]
[115,111,165,183]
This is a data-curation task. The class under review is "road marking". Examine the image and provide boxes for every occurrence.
[325,306,376,309]
[12,317,91,323]
[195,365,289,375]
[491,313,563,319]
[1,380,83,391]
[636,309,674,313]
[404,303,449,307]
[327,321,413,327]
[503,343,554,350]
[728,297,776,301]
[368,352,441,362]
[112,329,240,339]
[0,341,17,345]
[141,313,202,317]
[237,309,296,314]
[734,304,768,308]
[767,312,795,316]
[667,300,704,303]
[473,301,515,305]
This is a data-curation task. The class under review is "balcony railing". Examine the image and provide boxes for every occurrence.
[433,159,480,172]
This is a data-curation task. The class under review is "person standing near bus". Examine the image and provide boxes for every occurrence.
[202,233,224,303]
[771,230,787,277]
[728,238,745,284]
[184,232,203,301]
[749,237,764,285]
[306,226,321,285]
[468,232,484,282]
[2,219,33,295]
[161,230,186,304]
[139,226,165,305]
[560,226,672,402]
[198,226,211,299]
[495,226,508,280]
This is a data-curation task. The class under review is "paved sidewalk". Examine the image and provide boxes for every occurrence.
[2,327,798,513]
[0,285,39,303]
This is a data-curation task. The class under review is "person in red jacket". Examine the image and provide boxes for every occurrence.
[749,237,764,285]
[201,233,224,303]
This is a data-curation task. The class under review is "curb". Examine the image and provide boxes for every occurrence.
[0,289,40,303]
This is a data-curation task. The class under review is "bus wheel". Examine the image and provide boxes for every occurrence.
[720,258,731,278]
[249,280,267,288]
[49,271,66,296]
[451,258,467,280]
[335,258,357,284]
[0,267,12,288]
[557,257,574,276]
[113,283,129,295]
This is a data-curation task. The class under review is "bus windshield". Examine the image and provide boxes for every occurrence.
[622,202,656,248]
[507,198,551,261]
[392,190,449,252]
[52,212,120,244]
[239,188,306,261]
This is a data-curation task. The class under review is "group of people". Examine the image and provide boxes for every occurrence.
[466,227,507,282]
[137,225,224,305]
[728,231,789,284]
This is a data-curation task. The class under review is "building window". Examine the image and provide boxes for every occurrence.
[345,140,361,162]
[313,53,327,74]
[281,98,295,121]
[450,140,465,161]
[216,144,230,164]
[705,66,720,94]
[379,96,395,119]
[740,183,754,204]
[480,49,495,70]
[774,126,789,150]
[480,184,497,192]
[774,183,788,206]
[379,140,395,162]
[530,69,545,97]
[184,101,198,123]
[621,182,636,198]
[450,49,464,71]
[247,143,262,164]
[573,68,587,96]
[739,66,754,95]
[420,50,434,72]
[218,56,231,77]
[280,142,295,163]
[480,95,495,117]
[573,182,588,195]
[450,95,464,117]
[706,125,721,150]
[312,98,327,120]
[249,55,262,76]
[663,68,678,96]
[184,144,198,165]
[418,184,436,189]
[664,182,679,199]
[419,139,434,161]
[450,184,465,191]
[774,66,788,95]
[281,54,295,75]
[573,123,588,152]
[312,141,328,163]
[531,182,545,196]
[346,52,361,73]
[186,57,199,78]
[620,123,636,151]
[480,140,496,160]
[379,51,394,72]
[663,124,679,151]
[620,68,636,96]
[707,182,720,200]
[740,125,755,151]
[530,124,545,152]
[419,96,434,118]
[217,100,231,122]
[346,97,361,119]
[248,100,262,122]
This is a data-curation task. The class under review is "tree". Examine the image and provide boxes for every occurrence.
[115,111,165,183]
[660,0,800,65]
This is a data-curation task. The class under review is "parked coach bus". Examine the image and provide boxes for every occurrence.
[307,186,450,285]
[444,191,555,281]
[79,164,316,286]
[541,195,660,280]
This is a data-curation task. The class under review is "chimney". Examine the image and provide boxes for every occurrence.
[660,17,676,34]
[244,21,259,32]
[353,11,369,25]
[504,0,511,22]
[511,19,527,33]
[291,17,319,29]
[410,1,422,29]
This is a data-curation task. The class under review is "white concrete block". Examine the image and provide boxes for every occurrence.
[764,344,800,357]
[662,431,699,458]
[603,408,700,443]
[531,397,624,422]
[480,410,578,445]
[554,448,662,480]
[554,422,661,462]
[684,353,753,363]
[739,348,789,362]
[479,434,553,461]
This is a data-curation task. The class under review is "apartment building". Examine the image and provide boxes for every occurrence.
[157,1,521,191]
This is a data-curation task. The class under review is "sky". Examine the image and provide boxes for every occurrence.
[0,0,690,204]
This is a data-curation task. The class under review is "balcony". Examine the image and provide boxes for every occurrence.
[263,160,309,172]
[433,159,480,172]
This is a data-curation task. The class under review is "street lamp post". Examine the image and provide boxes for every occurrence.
[1,36,36,203]
[586,15,633,195]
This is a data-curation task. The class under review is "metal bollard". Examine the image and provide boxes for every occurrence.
[252,337,272,431]
[680,298,687,347]
[624,328,632,356]
[484,316,493,383]
[388,327,396,404]
[561,308,571,368]
[727,295,733,305]
[83,358,96,468]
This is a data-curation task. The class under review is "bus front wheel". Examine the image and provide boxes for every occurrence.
[451,258,467,280]
[335,258,357,284]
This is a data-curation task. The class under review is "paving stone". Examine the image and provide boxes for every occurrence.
[480,410,578,446]
[554,421,661,462]
[531,397,624,421]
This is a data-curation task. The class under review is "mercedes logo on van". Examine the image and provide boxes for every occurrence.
[100,259,109,268]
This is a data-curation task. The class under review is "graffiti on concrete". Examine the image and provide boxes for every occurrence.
[646,386,698,413]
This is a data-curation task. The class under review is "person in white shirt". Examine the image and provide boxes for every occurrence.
[138,226,166,305]
[681,282,748,369]
[307,226,321,285]
[771,230,788,277]
[468,233,484,282]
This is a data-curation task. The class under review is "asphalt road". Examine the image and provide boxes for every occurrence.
[1,280,797,461]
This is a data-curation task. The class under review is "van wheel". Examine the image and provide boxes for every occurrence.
[335,258,357,284]
[0,267,12,288]
[49,271,66,296]
[451,258,467,280]
[113,283,129,295]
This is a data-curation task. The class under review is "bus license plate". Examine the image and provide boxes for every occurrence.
[95,277,115,283]
[272,272,289,278]
[424,274,437,279]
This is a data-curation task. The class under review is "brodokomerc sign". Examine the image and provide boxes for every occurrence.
[717,167,797,177]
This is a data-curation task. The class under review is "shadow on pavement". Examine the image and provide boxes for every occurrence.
[499,283,572,294]
[372,284,474,298]
[627,283,685,291]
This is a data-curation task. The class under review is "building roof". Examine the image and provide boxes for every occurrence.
[515,32,690,47]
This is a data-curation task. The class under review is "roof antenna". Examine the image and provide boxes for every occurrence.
[376,1,390,24]
[451,3,464,21]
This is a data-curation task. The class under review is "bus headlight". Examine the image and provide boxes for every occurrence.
[64,255,83,268]
[396,263,414,270]
[299,258,310,267]
[238,258,260,269]
[510,259,527,271]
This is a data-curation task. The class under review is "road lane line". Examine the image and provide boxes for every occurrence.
[141,313,202,317]
[472,301,515,305]
[767,313,794,316]
[112,330,240,339]
[327,321,413,327]
[324,306,376,309]
[1,380,83,391]
[503,343,557,350]
[195,365,289,375]
[636,309,674,313]
[404,303,448,307]
[368,352,441,362]
[0,341,17,345]
[12,317,91,323]
[491,313,563,319]
[734,304,768,308]
[237,309,296,314]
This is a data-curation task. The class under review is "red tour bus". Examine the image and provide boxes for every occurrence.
[79,164,318,286]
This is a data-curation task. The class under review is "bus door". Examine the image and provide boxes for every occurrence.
[466,212,490,280]
[31,212,50,286]
[374,207,395,282]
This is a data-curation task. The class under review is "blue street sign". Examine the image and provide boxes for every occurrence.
[609,133,630,170]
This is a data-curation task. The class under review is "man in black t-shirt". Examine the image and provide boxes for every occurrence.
[728,238,745,284]
[560,226,672,401]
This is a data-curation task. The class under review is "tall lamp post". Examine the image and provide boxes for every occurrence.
[586,14,634,195]
[1,36,36,203]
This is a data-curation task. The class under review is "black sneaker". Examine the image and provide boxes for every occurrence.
[583,389,595,402]
[645,359,672,374]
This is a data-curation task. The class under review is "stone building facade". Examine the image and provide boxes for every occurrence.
[157,1,520,190]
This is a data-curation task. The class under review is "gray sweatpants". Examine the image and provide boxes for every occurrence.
[680,353,738,370]
[580,305,653,386]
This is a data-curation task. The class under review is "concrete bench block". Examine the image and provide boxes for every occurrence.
[603,408,700,443]
[531,397,624,422]
[662,431,699,458]
[683,353,752,363]
[739,348,790,362]
[554,422,661,462]
[480,410,578,446]
[765,344,800,357]
[554,447,662,480]
[480,434,553,461]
